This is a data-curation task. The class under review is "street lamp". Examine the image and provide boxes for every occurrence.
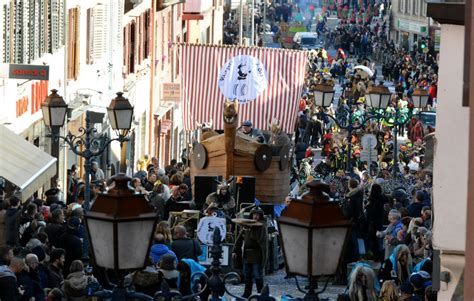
[41,90,133,210]
[277,180,350,300]
[41,89,68,128]
[366,84,391,110]
[367,85,429,177]
[313,82,374,173]
[85,174,158,271]
[107,92,134,135]
[411,87,430,110]
[84,173,158,300]
[313,83,335,107]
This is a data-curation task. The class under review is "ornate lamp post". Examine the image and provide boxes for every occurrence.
[313,82,390,173]
[277,180,350,300]
[41,90,133,210]
[367,85,429,176]
[83,174,158,300]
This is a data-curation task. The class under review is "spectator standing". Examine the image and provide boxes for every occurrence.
[47,248,66,289]
[0,255,24,301]
[171,225,201,261]
[62,260,96,301]
[44,209,66,248]
[17,253,46,301]
[57,217,83,275]
[5,196,21,247]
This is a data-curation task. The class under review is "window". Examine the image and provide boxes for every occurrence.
[414,0,420,15]
[167,11,172,68]
[67,7,80,79]
[399,0,405,13]
[176,36,180,77]
[86,3,109,65]
[422,1,427,17]
[2,0,65,64]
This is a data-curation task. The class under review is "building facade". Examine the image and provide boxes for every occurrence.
[0,0,223,199]
[390,0,432,50]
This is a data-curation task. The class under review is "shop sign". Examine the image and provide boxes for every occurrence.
[9,64,49,80]
[160,119,173,134]
[162,83,180,101]
[397,20,427,34]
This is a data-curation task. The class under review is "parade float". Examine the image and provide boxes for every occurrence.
[189,100,291,204]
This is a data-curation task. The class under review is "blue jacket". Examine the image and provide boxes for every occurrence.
[149,244,177,264]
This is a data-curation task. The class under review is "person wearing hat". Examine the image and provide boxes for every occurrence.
[240,120,266,143]
[410,271,432,299]
[204,180,236,217]
[232,207,268,298]
[57,217,83,275]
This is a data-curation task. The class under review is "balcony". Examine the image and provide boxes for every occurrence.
[184,0,212,14]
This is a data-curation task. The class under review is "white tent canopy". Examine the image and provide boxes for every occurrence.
[0,125,57,202]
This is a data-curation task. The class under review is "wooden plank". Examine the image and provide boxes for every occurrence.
[207,149,226,158]
[257,178,290,186]
[202,135,225,153]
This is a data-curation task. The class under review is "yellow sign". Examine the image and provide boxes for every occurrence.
[162,83,180,101]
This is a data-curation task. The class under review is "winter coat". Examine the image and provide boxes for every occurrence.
[344,186,365,230]
[44,221,66,248]
[5,207,20,246]
[407,201,424,218]
[171,238,202,261]
[62,271,93,301]
[365,194,387,230]
[149,244,177,265]
[47,264,64,289]
[295,141,309,163]
[234,224,268,266]
[57,230,83,275]
[0,265,19,301]
[149,193,166,221]
[17,268,46,301]
[131,267,163,296]
[0,208,6,245]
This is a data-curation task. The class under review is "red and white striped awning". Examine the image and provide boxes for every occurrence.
[180,44,308,133]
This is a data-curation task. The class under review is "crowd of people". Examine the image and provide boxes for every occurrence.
[288,2,438,301]
[0,156,227,300]
[0,1,442,300]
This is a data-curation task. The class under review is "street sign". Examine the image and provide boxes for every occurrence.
[361,134,377,149]
[197,216,226,245]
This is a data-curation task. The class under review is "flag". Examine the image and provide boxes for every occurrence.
[180,44,308,133]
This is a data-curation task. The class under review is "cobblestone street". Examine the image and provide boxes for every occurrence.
[224,269,346,300]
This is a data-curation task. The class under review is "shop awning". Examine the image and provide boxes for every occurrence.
[0,125,57,202]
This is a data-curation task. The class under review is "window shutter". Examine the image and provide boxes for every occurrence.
[74,7,80,79]
[130,21,135,73]
[123,25,129,75]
